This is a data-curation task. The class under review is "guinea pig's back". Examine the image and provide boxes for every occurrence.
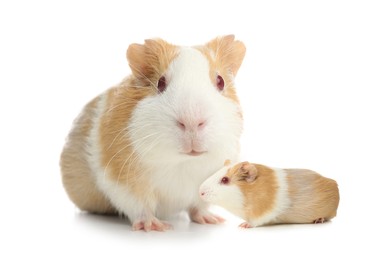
[60,94,116,214]
[276,169,339,224]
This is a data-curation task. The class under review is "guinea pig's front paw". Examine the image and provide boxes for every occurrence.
[189,208,225,225]
[132,217,172,232]
[239,222,253,228]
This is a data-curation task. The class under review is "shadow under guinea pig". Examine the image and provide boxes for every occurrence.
[73,211,226,238]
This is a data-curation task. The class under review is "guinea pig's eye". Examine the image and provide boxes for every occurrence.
[216,75,225,91]
[220,176,229,185]
[157,76,167,93]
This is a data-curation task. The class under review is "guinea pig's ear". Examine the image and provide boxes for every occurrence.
[206,35,246,76]
[126,43,149,79]
[126,39,177,84]
[239,162,258,183]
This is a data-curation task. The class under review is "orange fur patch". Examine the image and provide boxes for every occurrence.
[226,162,278,222]
[196,35,246,105]
[60,97,116,214]
[99,83,154,197]
[127,38,179,88]
[278,169,339,223]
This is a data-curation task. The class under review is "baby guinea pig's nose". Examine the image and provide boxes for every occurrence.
[199,187,210,198]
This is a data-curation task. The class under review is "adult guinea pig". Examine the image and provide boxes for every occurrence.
[60,35,246,231]
[199,161,340,228]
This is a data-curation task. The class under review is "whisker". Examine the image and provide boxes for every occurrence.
[103,142,133,179]
[104,101,134,115]
[105,130,160,176]
[115,132,163,189]
[107,127,130,150]
[129,62,157,87]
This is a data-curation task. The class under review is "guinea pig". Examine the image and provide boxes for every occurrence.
[60,35,246,231]
[199,161,339,228]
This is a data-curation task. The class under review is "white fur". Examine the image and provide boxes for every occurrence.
[87,46,243,222]
[249,168,291,226]
[199,166,245,219]
[87,93,106,180]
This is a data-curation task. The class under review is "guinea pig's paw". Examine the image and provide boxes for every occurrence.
[313,218,325,224]
[190,209,225,225]
[132,217,173,232]
[238,222,253,228]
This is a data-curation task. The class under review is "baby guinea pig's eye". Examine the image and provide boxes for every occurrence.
[220,176,229,185]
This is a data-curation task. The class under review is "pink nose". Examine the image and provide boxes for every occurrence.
[177,119,206,132]
[200,192,205,196]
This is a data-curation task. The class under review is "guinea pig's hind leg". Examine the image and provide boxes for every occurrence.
[189,207,225,225]
[313,217,325,224]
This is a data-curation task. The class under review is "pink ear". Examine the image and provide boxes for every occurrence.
[240,162,258,183]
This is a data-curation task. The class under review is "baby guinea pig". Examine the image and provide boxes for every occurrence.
[199,161,339,228]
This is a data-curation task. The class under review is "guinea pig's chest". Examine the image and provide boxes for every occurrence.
[151,162,218,207]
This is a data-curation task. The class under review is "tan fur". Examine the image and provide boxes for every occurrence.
[226,163,278,222]
[60,98,116,214]
[99,83,155,198]
[127,38,179,87]
[276,169,340,224]
[196,35,246,105]
[223,159,231,166]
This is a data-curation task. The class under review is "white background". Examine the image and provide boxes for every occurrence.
[1,0,389,259]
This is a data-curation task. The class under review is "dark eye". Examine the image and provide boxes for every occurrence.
[157,76,167,93]
[216,75,224,91]
[220,176,229,185]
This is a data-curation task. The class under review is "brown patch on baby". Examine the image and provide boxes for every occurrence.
[225,162,278,222]
[277,169,339,224]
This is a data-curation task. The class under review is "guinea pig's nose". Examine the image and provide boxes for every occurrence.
[177,119,206,131]
[199,188,210,201]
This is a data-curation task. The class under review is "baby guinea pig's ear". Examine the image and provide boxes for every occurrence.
[205,35,246,76]
[238,162,258,183]
[126,38,178,84]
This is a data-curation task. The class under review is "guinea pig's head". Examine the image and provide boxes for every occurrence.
[199,161,259,215]
[127,36,246,164]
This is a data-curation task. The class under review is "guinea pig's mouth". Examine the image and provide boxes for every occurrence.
[186,150,206,156]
